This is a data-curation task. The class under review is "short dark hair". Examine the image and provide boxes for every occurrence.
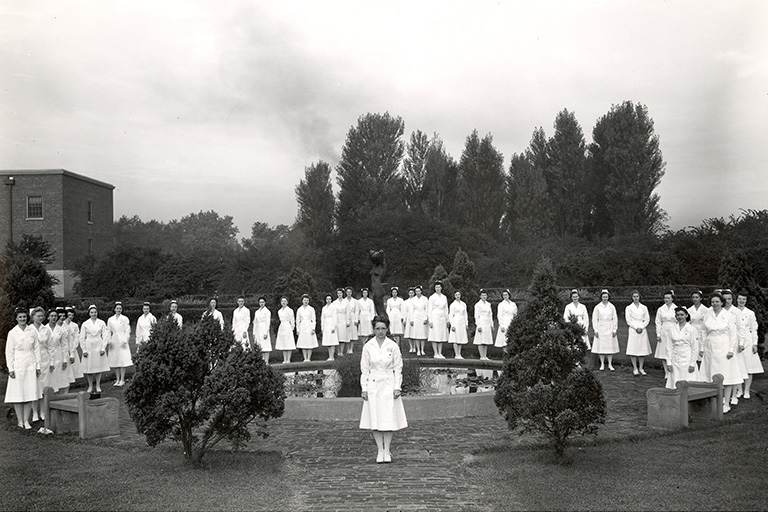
[372,315,390,328]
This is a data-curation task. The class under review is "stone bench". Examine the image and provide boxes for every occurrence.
[646,374,724,429]
[42,387,120,439]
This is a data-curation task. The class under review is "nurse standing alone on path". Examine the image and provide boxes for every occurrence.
[360,315,408,464]
[4,308,41,429]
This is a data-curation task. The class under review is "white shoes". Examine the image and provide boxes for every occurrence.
[744,392,751,399]
[608,366,615,372]
[376,451,384,463]
[434,354,445,359]
[640,369,647,376]
[723,404,731,414]
[730,397,739,406]
[736,388,743,398]
[633,369,639,376]
[455,355,464,359]
[383,451,392,463]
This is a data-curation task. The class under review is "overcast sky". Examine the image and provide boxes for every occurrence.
[2,1,766,238]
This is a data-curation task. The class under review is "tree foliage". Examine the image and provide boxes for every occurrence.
[336,112,405,231]
[457,130,506,235]
[589,101,667,236]
[495,259,606,458]
[719,250,767,355]
[295,160,335,248]
[1,237,57,371]
[125,316,285,463]
[506,151,551,239]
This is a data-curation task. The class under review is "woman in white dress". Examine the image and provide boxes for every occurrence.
[592,289,619,371]
[296,294,318,362]
[701,292,742,413]
[386,287,404,347]
[275,297,296,364]
[64,307,83,382]
[664,307,700,389]
[563,290,590,349]
[34,309,56,403]
[473,289,494,360]
[107,302,132,387]
[736,291,764,400]
[202,297,225,330]
[428,281,449,358]
[687,291,708,370]
[495,289,518,350]
[135,302,157,349]
[168,300,183,328]
[655,291,677,380]
[345,287,360,354]
[625,291,651,375]
[402,288,416,354]
[252,297,272,363]
[80,305,110,394]
[358,288,376,342]
[360,315,408,463]
[321,294,339,361]
[4,308,41,429]
[448,291,469,359]
[410,286,429,356]
[49,308,72,394]
[334,289,349,357]
[723,290,748,402]
[231,296,251,350]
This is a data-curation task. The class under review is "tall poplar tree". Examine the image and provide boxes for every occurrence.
[545,109,589,236]
[506,152,550,239]
[588,101,667,236]
[402,129,430,214]
[335,112,405,231]
[457,130,506,235]
[295,160,335,247]
[423,134,459,223]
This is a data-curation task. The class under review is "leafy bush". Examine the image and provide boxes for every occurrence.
[332,352,363,397]
[495,258,606,458]
[125,316,285,463]
[400,358,421,393]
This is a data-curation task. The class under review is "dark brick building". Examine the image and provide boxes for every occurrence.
[0,169,114,297]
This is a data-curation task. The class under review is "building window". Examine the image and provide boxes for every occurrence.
[27,196,43,219]
[87,201,93,223]
[88,239,93,254]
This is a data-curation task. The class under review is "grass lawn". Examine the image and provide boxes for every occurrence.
[468,407,768,511]
[0,423,298,511]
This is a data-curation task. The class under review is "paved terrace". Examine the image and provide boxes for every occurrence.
[26,361,768,511]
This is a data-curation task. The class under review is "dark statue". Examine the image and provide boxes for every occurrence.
[369,250,387,319]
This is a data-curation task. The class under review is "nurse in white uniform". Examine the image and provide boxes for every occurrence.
[334,289,349,356]
[664,307,700,389]
[345,287,360,354]
[321,294,339,361]
[202,297,225,330]
[252,297,272,363]
[402,288,416,354]
[410,286,429,356]
[591,289,619,371]
[275,297,296,364]
[701,292,742,413]
[427,281,449,358]
[723,290,748,403]
[655,291,677,379]
[64,307,83,382]
[563,290,590,349]
[296,294,318,362]
[495,289,518,349]
[473,289,494,360]
[4,308,41,429]
[231,296,251,350]
[49,309,72,393]
[80,305,110,394]
[167,300,184,328]
[360,315,408,463]
[357,288,376,342]
[107,302,132,387]
[135,302,157,349]
[386,287,404,347]
[736,291,764,400]
[625,291,651,375]
[687,291,708,370]
[448,291,469,359]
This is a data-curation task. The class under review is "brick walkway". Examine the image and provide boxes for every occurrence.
[80,363,766,511]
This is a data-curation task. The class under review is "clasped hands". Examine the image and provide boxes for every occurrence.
[361,390,401,400]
